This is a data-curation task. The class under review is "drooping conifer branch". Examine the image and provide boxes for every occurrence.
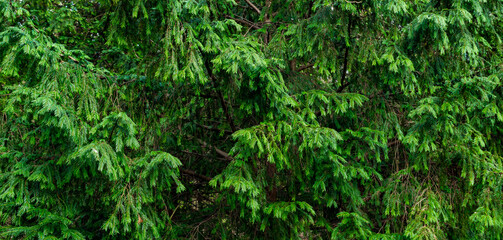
[1,0,502,239]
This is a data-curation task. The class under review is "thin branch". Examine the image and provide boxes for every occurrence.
[263,0,272,44]
[243,0,261,14]
[180,168,212,181]
[195,93,218,99]
[337,81,351,93]
[388,139,401,147]
[337,15,353,92]
[196,138,233,161]
[68,56,79,62]
[119,78,138,86]
[195,123,233,134]
[227,16,260,29]
[217,90,238,132]
[181,150,230,162]
[297,63,314,72]
[200,53,238,133]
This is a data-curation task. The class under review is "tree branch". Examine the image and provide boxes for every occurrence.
[180,168,212,181]
[200,54,238,133]
[196,123,233,134]
[119,78,138,86]
[181,150,231,164]
[337,15,353,92]
[387,139,401,147]
[217,90,238,132]
[297,63,314,72]
[227,16,260,29]
[195,93,218,99]
[263,0,272,44]
[243,0,261,14]
[196,138,233,161]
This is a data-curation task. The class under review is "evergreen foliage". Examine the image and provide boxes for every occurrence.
[0,0,502,239]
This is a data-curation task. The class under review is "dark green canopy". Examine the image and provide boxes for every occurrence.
[1,0,502,239]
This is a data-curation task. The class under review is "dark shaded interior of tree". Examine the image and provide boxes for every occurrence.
[0,0,502,239]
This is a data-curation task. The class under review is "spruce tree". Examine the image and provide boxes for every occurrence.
[1,0,502,239]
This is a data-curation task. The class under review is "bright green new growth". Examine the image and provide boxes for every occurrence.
[0,0,502,239]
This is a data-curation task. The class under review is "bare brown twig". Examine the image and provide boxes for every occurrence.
[243,0,261,14]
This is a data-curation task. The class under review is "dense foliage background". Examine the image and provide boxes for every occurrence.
[1,0,502,239]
